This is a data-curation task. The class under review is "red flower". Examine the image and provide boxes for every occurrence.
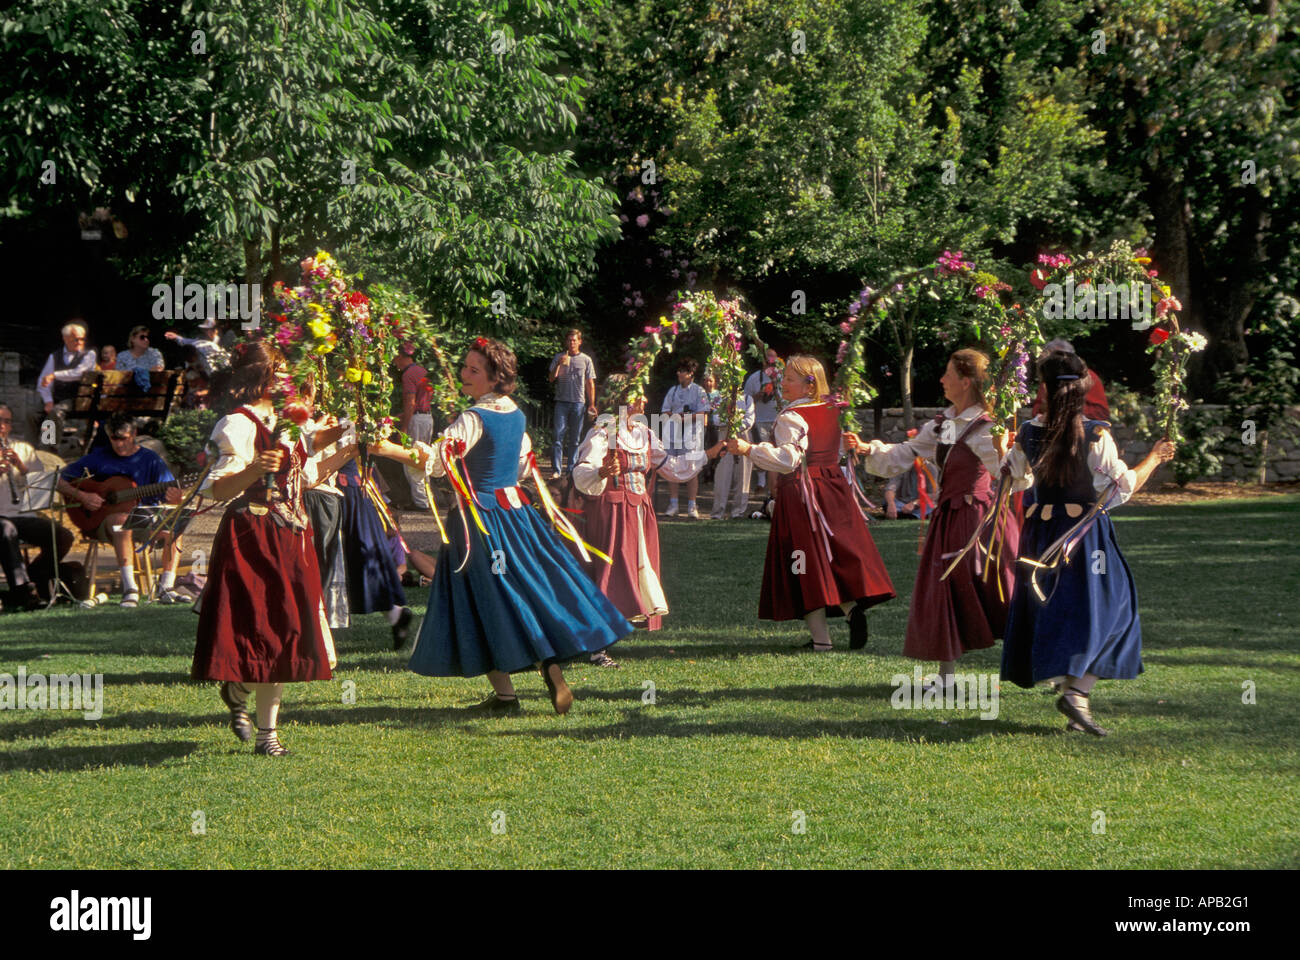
[1148,328,1170,346]
[1029,268,1049,290]
[474,336,490,351]
[283,401,311,426]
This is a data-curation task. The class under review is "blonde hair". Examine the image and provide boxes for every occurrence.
[785,354,829,400]
[949,348,992,413]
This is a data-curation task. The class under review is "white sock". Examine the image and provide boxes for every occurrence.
[160,570,176,590]
[120,566,138,594]
[687,500,697,510]
[387,604,403,625]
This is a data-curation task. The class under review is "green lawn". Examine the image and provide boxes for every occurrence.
[2,496,1297,869]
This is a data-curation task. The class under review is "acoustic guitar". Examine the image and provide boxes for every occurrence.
[65,473,200,535]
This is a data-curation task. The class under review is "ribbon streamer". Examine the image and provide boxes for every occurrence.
[526,451,612,564]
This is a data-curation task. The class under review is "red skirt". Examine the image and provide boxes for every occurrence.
[191,506,332,683]
[582,493,663,630]
[759,466,896,620]
[903,495,1019,661]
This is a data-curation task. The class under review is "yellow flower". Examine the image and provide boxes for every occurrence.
[362,370,373,385]
[345,367,362,382]
[660,317,673,328]
[307,317,332,339]
[1132,257,1152,264]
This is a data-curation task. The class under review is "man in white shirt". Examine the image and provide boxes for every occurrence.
[29,320,96,451]
[0,403,75,609]
[743,348,782,500]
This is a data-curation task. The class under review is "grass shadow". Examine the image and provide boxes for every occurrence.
[0,740,199,772]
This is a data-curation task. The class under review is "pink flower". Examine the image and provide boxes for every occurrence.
[836,340,849,363]
[636,214,649,228]
[839,321,852,334]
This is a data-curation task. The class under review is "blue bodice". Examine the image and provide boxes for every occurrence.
[466,407,527,493]
[1018,418,1109,505]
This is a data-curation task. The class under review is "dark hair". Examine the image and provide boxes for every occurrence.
[107,412,138,438]
[676,356,698,375]
[1034,351,1092,488]
[469,337,518,395]
[210,340,284,410]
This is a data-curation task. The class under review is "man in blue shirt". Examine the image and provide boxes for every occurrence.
[548,329,597,479]
[57,413,185,607]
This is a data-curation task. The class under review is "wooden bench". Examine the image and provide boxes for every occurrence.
[64,369,186,454]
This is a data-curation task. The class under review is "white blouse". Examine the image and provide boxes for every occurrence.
[861,404,1032,492]
[415,394,533,483]
[201,407,318,497]
[998,416,1138,506]
[571,419,702,497]
[746,398,839,474]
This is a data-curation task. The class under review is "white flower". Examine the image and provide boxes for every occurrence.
[1181,331,1208,352]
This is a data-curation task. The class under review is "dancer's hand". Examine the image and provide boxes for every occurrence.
[726,437,751,456]
[842,431,861,452]
[993,429,1013,459]
[1153,438,1177,462]
[254,450,285,476]
[598,451,621,479]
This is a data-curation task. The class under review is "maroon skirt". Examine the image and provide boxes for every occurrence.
[759,465,896,620]
[582,491,663,630]
[191,506,332,683]
[903,494,1019,662]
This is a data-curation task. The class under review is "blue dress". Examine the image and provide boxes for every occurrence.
[408,404,633,677]
[1001,420,1142,687]
[338,458,407,615]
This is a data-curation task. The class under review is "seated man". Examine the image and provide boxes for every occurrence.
[57,412,185,607]
[883,459,935,520]
[0,403,75,610]
[29,320,97,451]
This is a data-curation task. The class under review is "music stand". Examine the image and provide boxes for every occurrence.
[17,469,83,609]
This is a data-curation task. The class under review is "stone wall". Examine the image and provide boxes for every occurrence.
[853,403,1300,484]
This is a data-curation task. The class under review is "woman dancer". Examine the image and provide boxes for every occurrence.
[999,351,1176,735]
[407,338,633,713]
[337,438,413,648]
[191,342,335,756]
[727,355,895,651]
[848,349,1031,689]
[571,384,701,665]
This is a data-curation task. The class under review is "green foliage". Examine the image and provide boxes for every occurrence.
[157,407,220,472]
[1171,406,1226,487]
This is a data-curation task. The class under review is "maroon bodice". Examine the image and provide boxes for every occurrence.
[936,414,994,508]
[777,403,842,486]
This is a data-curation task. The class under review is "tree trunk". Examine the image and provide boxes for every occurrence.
[243,237,262,288]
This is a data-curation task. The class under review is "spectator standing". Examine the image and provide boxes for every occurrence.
[547,328,597,479]
[743,348,783,505]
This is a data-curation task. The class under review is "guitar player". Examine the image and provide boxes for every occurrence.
[57,412,185,607]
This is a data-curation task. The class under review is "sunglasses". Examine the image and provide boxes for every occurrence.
[136,333,150,340]
[110,433,135,441]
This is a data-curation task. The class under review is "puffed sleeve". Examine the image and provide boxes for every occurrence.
[423,410,484,478]
[1088,427,1138,507]
[998,433,1034,492]
[516,430,534,483]
[859,419,940,478]
[200,415,256,495]
[572,423,610,496]
[747,407,811,474]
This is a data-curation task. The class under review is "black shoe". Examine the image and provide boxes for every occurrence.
[1056,688,1108,737]
[219,682,255,742]
[795,639,832,653]
[590,650,620,668]
[391,607,413,650]
[254,730,289,756]
[848,602,869,650]
[466,693,522,714]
